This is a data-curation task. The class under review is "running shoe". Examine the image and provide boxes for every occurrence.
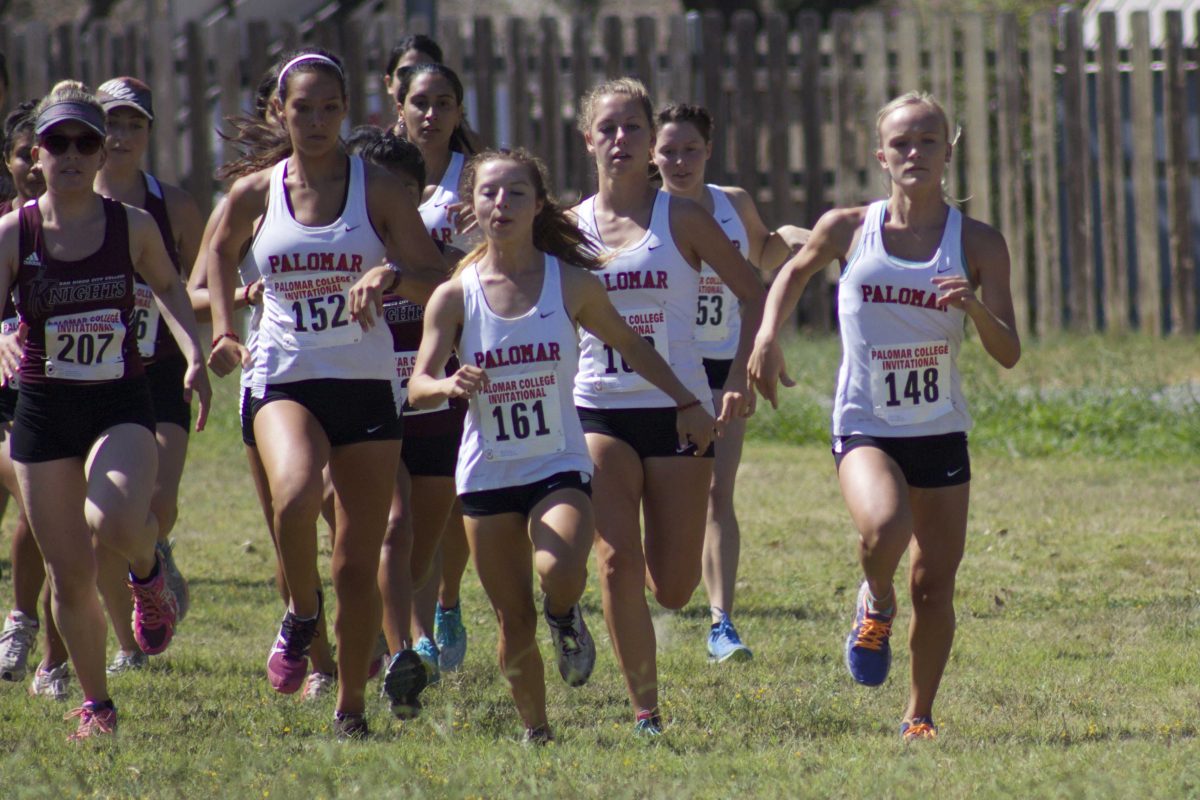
[544,601,595,688]
[522,725,554,746]
[434,602,467,672]
[29,661,71,701]
[634,711,663,738]
[302,671,336,701]
[156,539,190,623]
[333,710,369,740]
[367,632,388,681]
[707,610,753,664]
[106,649,147,675]
[383,649,428,720]
[901,716,938,741]
[266,608,319,694]
[65,700,117,742]
[413,636,441,686]
[127,555,179,655]
[844,581,894,687]
[0,610,39,682]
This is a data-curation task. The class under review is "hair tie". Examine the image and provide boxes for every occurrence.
[277,54,344,93]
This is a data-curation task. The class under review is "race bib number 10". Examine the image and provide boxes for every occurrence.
[133,282,161,359]
[45,309,127,381]
[593,306,670,392]
[868,340,952,426]
[480,367,565,461]
[268,271,362,350]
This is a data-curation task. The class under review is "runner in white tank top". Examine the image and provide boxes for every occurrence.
[206,49,446,740]
[750,92,1020,741]
[409,150,713,743]
[393,62,482,667]
[654,103,812,665]
[572,79,765,736]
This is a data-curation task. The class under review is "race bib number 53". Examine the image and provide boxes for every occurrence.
[868,340,952,426]
[45,309,126,381]
[479,368,565,461]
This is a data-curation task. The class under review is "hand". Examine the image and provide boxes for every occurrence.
[718,370,756,424]
[932,275,982,313]
[348,265,392,330]
[245,279,264,306]
[676,402,717,456]
[207,335,251,378]
[748,337,795,410]
[447,202,477,237]
[0,323,26,386]
[443,365,489,399]
[183,359,213,432]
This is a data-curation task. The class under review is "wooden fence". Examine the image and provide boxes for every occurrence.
[1,9,1197,335]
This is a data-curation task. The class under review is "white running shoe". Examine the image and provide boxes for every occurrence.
[29,661,70,701]
[0,610,39,682]
[544,601,596,688]
[106,649,148,675]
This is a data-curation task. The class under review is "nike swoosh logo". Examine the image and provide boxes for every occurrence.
[719,217,734,224]
[345,225,360,232]
[648,244,663,251]
[366,424,383,434]
[936,262,953,273]
[539,311,555,318]
[947,466,963,477]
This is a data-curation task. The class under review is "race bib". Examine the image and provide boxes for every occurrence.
[133,282,161,359]
[45,309,127,381]
[592,305,670,392]
[695,265,736,343]
[479,367,565,462]
[266,271,362,350]
[868,340,952,426]
[1,317,18,336]
[395,350,448,416]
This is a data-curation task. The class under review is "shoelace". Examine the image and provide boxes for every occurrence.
[65,705,115,739]
[853,615,892,651]
[131,582,169,629]
[903,719,937,740]
[278,614,315,659]
[714,618,742,644]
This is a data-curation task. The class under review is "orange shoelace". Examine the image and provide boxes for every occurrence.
[853,615,893,651]
[902,720,937,740]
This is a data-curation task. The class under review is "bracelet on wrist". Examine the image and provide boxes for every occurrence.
[242,282,257,306]
[676,398,702,412]
[212,331,240,349]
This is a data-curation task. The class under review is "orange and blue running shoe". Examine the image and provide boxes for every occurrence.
[901,715,937,741]
[844,581,894,686]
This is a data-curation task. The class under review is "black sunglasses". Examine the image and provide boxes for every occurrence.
[39,132,104,157]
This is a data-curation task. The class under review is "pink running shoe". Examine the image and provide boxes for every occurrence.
[66,700,117,741]
[128,557,178,655]
[267,610,319,694]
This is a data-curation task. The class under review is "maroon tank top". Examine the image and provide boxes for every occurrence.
[384,293,465,436]
[15,198,143,384]
[132,172,182,364]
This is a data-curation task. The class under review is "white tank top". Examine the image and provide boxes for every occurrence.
[695,185,748,361]
[238,242,263,392]
[832,200,972,437]
[456,255,592,494]
[573,190,711,411]
[419,151,480,257]
[247,155,392,390]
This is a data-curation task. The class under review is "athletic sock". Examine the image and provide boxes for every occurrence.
[129,558,161,584]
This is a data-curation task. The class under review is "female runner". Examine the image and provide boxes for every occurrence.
[91,76,203,673]
[394,61,480,675]
[0,83,211,740]
[653,103,804,663]
[409,148,715,742]
[206,48,445,739]
[573,78,764,735]
[0,100,67,696]
[749,92,1020,740]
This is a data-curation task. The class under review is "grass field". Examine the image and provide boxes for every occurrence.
[1,334,1198,798]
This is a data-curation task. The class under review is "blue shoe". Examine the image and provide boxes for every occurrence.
[707,610,753,664]
[901,715,937,741]
[413,636,441,686]
[844,581,894,686]
[434,603,467,672]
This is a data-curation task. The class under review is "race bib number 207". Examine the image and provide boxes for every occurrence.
[45,309,127,381]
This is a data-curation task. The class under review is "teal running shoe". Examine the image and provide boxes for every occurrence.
[707,610,753,664]
[434,603,467,672]
[413,636,441,686]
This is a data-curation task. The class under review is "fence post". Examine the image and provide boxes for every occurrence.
[665,13,691,104]
[797,10,822,228]
[1028,11,1061,335]
[1128,12,1162,334]
[148,19,179,184]
[568,15,592,200]
[472,16,496,146]
[700,11,725,183]
[602,16,623,79]
[539,17,566,197]
[506,16,530,150]
[1095,12,1128,332]
[184,21,212,213]
[859,9,887,200]
[896,14,920,93]
[732,11,758,198]
[214,19,241,171]
[1163,10,1195,333]
[995,13,1029,335]
[1060,8,1094,331]
[764,12,792,228]
[634,16,657,101]
[961,13,992,226]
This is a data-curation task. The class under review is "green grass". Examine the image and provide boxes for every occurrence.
[1,335,1199,798]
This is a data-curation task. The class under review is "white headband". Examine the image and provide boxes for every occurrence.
[277,54,344,93]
